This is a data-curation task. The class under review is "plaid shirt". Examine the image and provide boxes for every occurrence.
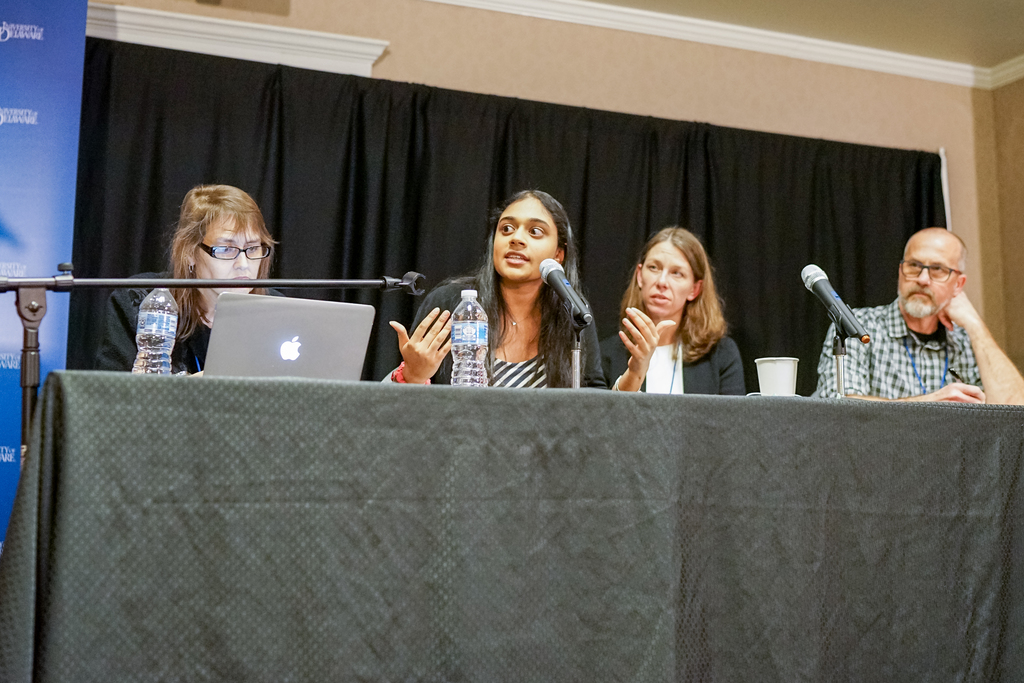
[814,299,981,399]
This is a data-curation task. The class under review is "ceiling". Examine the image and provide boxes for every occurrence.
[590,0,1024,67]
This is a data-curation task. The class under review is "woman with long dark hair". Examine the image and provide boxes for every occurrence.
[601,227,744,394]
[95,184,277,374]
[388,190,606,388]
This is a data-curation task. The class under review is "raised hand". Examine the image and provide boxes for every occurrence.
[615,307,677,392]
[389,308,452,384]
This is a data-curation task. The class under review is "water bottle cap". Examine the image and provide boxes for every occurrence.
[461,289,478,299]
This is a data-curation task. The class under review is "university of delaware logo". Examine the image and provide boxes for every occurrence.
[0,108,39,126]
[0,22,45,42]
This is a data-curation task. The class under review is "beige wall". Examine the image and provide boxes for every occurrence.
[109,0,1016,344]
[994,78,1024,368]
[971,89,1003,342]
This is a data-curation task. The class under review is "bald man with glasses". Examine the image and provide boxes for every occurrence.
[815,227,1024,404]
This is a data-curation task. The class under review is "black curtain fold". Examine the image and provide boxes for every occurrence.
[69,38,945,393]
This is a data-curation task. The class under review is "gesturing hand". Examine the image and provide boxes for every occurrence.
[389,308,452,384]
[615,307,677,392]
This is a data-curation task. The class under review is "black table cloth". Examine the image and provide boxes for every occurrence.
[1,371,1022,681]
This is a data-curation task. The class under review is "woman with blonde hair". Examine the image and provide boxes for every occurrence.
[95,184,277,373]
[600,227,744,394]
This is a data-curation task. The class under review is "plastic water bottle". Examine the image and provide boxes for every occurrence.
[451,289,489,387]
[132,288,179,374]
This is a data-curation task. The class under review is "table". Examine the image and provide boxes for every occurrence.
[1,371,1022,681]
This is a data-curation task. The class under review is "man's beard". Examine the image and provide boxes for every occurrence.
[899,287,941,318]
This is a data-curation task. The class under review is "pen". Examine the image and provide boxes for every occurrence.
[948,367,965,384]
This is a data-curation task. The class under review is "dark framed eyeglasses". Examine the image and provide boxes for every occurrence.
[199,243,271,260]
[899,259,959,283]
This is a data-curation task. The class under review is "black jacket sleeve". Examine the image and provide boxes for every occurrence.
[94,281,154,371]
[713,336,746,395]
[600,332,627,388]
[409,283,462,384]
[580,320,607,389]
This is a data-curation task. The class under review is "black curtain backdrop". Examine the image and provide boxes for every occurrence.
[68,38,946,394]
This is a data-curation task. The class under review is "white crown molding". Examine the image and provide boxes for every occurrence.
[421,0,1017,89]
[86,2,388,77]
[989,53,1024,89]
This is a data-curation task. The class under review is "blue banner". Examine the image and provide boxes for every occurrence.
[0,0,87,550]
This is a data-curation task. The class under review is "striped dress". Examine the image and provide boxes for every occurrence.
[491,355,548,388]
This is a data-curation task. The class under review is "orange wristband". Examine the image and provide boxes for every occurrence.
[392,361,430,385]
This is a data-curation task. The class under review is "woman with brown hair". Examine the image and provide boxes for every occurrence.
[95,184,277,373]
[600,227,744,394]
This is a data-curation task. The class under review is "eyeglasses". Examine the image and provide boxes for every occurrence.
[899,260,960,283]
[199,243,271,260]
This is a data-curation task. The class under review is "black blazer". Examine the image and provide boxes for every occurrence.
[600,334,746,395]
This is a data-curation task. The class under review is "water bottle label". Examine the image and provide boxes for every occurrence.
[451,321,487,346]
[137,311,178,336]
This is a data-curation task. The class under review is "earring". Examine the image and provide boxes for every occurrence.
[188,263,194,275]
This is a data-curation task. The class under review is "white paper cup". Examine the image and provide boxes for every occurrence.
[754,357,799,396]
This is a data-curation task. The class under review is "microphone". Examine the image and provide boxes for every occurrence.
[801,265,870,344]
[539,259,593,330]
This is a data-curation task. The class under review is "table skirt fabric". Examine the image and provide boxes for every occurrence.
[1,371,1022,681]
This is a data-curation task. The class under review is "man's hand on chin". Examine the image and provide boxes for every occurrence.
[938,291,983,333]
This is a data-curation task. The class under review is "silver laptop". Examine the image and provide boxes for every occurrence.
[204,293,376,380]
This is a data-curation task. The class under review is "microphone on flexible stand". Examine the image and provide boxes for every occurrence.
[539,259,593,331]
[539,258,592,389]
[801,264,869,398]
[801,265,870,344]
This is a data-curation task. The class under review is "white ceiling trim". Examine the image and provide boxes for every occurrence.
[989,53,1024,90]
[85,3,388,77]
[422,0,1023,89]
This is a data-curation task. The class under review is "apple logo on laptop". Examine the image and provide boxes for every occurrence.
[280,336,301,361]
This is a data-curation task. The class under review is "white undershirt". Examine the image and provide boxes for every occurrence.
[645,344,684,395]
